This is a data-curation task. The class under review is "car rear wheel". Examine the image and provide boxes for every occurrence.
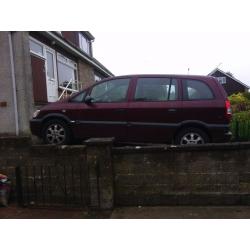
[42,119,71,145]
[175,127,209,145]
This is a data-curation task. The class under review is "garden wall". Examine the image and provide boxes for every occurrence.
[113,143,250,206]
[2,137,250,208]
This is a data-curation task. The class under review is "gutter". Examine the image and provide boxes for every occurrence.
[8,32,19,136]
[42,31,114,77]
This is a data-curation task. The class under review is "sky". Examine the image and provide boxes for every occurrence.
[93,32,250,85]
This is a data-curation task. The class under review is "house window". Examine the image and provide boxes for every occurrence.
[216,77,226,84]
[29,39,44,57]
[57,53,78,90]
[79,33,90,55]
[94,74,102,82]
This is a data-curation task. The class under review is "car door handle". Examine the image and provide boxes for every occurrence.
[168,108,177,112]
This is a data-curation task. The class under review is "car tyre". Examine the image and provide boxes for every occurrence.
[175,127,209,145]
[42,119,71,145]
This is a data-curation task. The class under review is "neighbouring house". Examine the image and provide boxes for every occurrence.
[208,68,249,96]
[0,31,113,136]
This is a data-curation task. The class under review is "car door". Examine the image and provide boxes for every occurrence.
[127,77,181,143]
[76,78,131,141]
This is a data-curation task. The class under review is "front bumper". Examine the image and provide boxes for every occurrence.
[30,118,43,137]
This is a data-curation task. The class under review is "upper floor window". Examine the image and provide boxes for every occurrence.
[79,33,91,55]
[183,79,214,100]
[134,78,178,102]
[216,76,226,84]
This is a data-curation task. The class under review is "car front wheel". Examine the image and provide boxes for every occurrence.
[42,119,71,145]
[175,128,209,145]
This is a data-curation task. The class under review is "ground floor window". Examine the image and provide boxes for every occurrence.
[29,36,80,103]
[57,53,78,91]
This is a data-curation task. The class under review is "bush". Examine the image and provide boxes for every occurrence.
[228,92,250,112]
[242,92,250,101]
[230,111,250,141]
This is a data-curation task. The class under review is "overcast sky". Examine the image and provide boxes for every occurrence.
[93,32,250,85]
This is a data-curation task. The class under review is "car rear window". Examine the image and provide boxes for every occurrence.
[134,78,178,102]
[183,79,214,100]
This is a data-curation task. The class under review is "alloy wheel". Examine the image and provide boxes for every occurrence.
[180,132,205,145]
[46,123,66,144]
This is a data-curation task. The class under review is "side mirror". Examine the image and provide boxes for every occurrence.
[84,95,94,104]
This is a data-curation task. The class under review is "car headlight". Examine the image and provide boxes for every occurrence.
[33,110,40,118]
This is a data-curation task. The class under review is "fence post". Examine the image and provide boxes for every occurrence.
[85,138,114,210]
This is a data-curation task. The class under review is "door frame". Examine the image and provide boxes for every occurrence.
[29,36,58,102]
[44,46,58,101]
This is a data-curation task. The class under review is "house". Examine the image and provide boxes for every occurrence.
[0,31,113,136]
[208,68,249,96]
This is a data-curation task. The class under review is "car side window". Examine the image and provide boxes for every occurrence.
[90,78,130,103]
[183,80,214,100]
[134,78,178,102]
[70,90,86,103]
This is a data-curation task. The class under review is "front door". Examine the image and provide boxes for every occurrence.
[45,48,58,102]
[31,54,48,104]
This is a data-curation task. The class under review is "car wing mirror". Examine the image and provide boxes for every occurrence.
[84,95,94,104]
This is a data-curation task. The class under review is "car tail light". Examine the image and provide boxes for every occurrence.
[225,99,232,120]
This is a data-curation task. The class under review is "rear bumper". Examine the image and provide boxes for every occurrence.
[210,127,232,143]
[30,119,43,137]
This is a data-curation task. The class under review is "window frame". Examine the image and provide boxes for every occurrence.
[182,79,215,101]
[79,33,91,55]
[216,76,227,85]
[89,78,131,103]
[57,52,78,90]
[29,37,45,59]
[133,77,179,102]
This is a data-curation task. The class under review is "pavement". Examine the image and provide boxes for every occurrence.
[2,204,250,219]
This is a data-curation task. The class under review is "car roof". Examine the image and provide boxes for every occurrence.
[101,74,215,81]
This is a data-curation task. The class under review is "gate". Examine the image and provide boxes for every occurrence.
[16,160,90,208]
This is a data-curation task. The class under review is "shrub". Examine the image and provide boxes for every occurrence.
[242,91,250,101]
[228,92,250,112]
[230,111,250,141]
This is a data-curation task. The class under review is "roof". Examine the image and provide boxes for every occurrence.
[41,31,113,77]
[96,74,217,82]
[208,68,249,89]
[81,31,95,41]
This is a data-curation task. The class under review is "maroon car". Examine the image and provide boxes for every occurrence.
[30,75,232,145]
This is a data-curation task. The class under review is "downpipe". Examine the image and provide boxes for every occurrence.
[8,32,19,136]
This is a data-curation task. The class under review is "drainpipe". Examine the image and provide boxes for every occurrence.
[8,32,19,136]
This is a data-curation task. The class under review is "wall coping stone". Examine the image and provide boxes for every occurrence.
[85,137,115,146]
[113,142,250,154]
[30,144,86,156]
